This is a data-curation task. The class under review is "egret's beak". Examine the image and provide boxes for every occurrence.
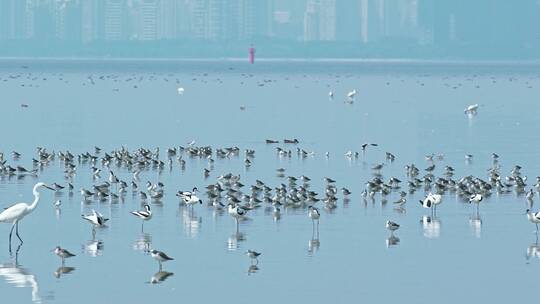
[45,185,55,191]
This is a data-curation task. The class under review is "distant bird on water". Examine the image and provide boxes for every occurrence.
[53,246,76,265]
[526,209,540,232]
[464,104,479,114]
[386,220,400,233]
[246,249,261,264]
[150,249,174,270]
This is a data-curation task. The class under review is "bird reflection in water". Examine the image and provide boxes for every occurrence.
[0,245,42,303]
[421,215,441,239]
[247,264,259,275]
[53,266,75,279]
[526,234,540,263]
[150,271,174,284]
[386,235,400,247]
[181,208,201,239]
[469,213,482,238]
[84,239,104,257]
[133,233,152,253]
[228,230,246,251]
[308,237,320,255]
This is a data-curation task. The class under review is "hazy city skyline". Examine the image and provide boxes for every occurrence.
[0,0,539,59]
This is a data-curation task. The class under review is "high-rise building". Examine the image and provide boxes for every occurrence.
[0,0,33,40]
[303,0,336,41]
[52,0,82,41]
[318,0,335,40]
[104,0,127,40]
[303,0,318,41]
[33,0,55,40]
[136,0,158,40]
[81,0,103,42]
[158,0,178,40]
[191,0,222,40]
[359,0,385,43]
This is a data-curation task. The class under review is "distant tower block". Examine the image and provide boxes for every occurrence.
[249,45,255,64]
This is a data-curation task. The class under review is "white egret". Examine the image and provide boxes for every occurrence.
[0,182,54,250]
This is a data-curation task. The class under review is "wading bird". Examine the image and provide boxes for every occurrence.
[0,182,54,251]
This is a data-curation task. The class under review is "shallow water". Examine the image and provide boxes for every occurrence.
[0,61,539,304]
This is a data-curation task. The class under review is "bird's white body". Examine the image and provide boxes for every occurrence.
[347,89,357,98]
[150,249,174,269]
[131,205,152,221]
[82,209,108,227]
[464,104,479,113]
[386,220,400,232]
[308,206,320,220]
[177,87,184,95]
[420,193,442,209]
[0,182,54,249]
[469,194,483,204]
[228,204,246,219]
[183,194,202,207]
[0,183,51,223]
[527,210,540,225]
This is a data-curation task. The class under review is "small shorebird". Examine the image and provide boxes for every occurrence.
[131,204,152,230]
[469,193,483,211]
[308,206,320,232]
[82,209,109,229]
[150,249,174,270]
[53,246,76,265]
[526,209,540,232]
[386,220,400,233]
[246,250,261,264]
[464,104,479,114]
[228,203,247,228]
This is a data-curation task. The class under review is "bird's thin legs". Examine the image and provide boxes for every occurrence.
[15,222,23,244]
[8,223,15,252]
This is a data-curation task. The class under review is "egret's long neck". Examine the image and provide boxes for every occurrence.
[29,187,40,211]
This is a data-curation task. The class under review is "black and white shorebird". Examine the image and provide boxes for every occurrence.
[82,209,109,230]
[246,249,261,264]
[308,206,320,231]
[150,249,174,270]
[228,203,247,228]
[464,104,479,114]
[469,193,483,211]
[526,209,540,232]
[420,193,442,213]
[53,246,76,265]
[131,204,152,230]
[386,220,400,234]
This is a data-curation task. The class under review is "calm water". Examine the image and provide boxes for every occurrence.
[0,60,539,303]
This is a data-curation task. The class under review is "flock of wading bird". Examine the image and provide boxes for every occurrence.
[1,138,540,278]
